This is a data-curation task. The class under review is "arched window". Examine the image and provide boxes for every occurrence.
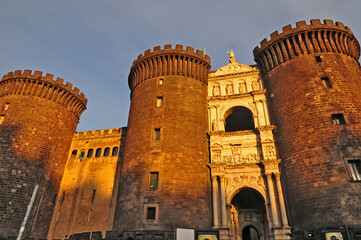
[87,149,94,158]
[95,148,102,157]
[104,147,110,157]
[224,106,254,132]
[71,150,77,158]
[79,150,85,159]
[112,147,119,156]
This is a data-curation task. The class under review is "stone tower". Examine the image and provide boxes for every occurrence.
[0,70,87,239]
[114,45,212,238]
[254,19,361,237]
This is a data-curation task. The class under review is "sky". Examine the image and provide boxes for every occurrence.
[1,0,360,132]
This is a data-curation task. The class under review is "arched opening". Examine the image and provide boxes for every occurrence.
[231,188,268,240]
[104,147,110,157]
[242,225,260,240]
[224,107,254,132]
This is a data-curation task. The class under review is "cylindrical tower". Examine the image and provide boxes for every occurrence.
[0,70,87,239]
[254,20,361,233]
[114,45,212,235]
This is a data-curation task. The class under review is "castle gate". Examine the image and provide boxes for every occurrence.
[231,188,267,240]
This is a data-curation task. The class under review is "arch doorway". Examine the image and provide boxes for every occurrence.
[230,188,269,240]
[242,225,259,240]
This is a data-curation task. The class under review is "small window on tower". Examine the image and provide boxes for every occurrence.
[154,128,161,140]
[332,114,346,125]
[87,149,94,158]
[158,78,163,85]
[71,150,77,158]
[147,207,156,220]
[321,77,332,88]
[112,147,119,156]
[315,56,322,62]
[156,97,163,107]
[149,172,159,190]
[79,150,85,159]
[0,115,5,124]
[348,160,361,181]
[95,148,102,157]
[4,103,10,111]
[104,147,110,157]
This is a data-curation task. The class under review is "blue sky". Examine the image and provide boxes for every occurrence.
[1,0,360,131]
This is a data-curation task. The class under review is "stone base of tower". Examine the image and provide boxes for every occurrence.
[273,227,292,240]
[121,230,174,240]
[216,226,292,240]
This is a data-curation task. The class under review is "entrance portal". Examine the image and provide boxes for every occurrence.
[230,188,269,240]
[242,225,259,240]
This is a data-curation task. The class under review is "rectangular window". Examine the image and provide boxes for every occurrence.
[321,77,332,88]
[315,56,322,62]
[348,160,361,181]
[0,115,4,124]
[156,97,163,107]
[149,172,158,190]
[158,78,163,85]
[332,114,346,125]
[4,103,10,111]
[154,128,161,140]
[147,207,156,220]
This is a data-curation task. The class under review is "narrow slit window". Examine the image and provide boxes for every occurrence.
[0,115,5,124]
[147,207,156,220]
[332,114,346,125]
[95,148,102,157]
[112,147,119,156]
[60,191,66,205]
[321,77,332,88]
[156,97,163,107]
[91,189,96,203]
[87,149,94,158]
[149,172,159,190]
[104,147,110,157]
[315,56,322,62]
[348,160,361,181]
[154,128,161,140]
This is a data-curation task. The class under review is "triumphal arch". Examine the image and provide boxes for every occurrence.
[208,52,291,240]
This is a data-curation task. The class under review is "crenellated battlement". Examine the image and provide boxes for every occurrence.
[253,19,360,75]
[74,127,126,139]
[128,44,211,91]
[131,44,210,68]
[0,70,87,119]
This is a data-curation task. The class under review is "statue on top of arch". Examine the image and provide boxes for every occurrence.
[227,50,236,63]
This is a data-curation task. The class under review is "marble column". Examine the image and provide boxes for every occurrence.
[275,173,289,227]
[211,176,220,228]
[266,173,280,228]
[255,101,265,126]
[253,115,259,128]
[219,175,227,227]
[261,100,270,126]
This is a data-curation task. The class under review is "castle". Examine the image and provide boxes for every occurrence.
[1,19,361,240]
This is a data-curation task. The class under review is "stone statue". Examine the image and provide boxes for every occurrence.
[227,50,236,63]
[226,84,233,95]
[212,85,220,96]
[252,80,260,91]
[239,81,247,93]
